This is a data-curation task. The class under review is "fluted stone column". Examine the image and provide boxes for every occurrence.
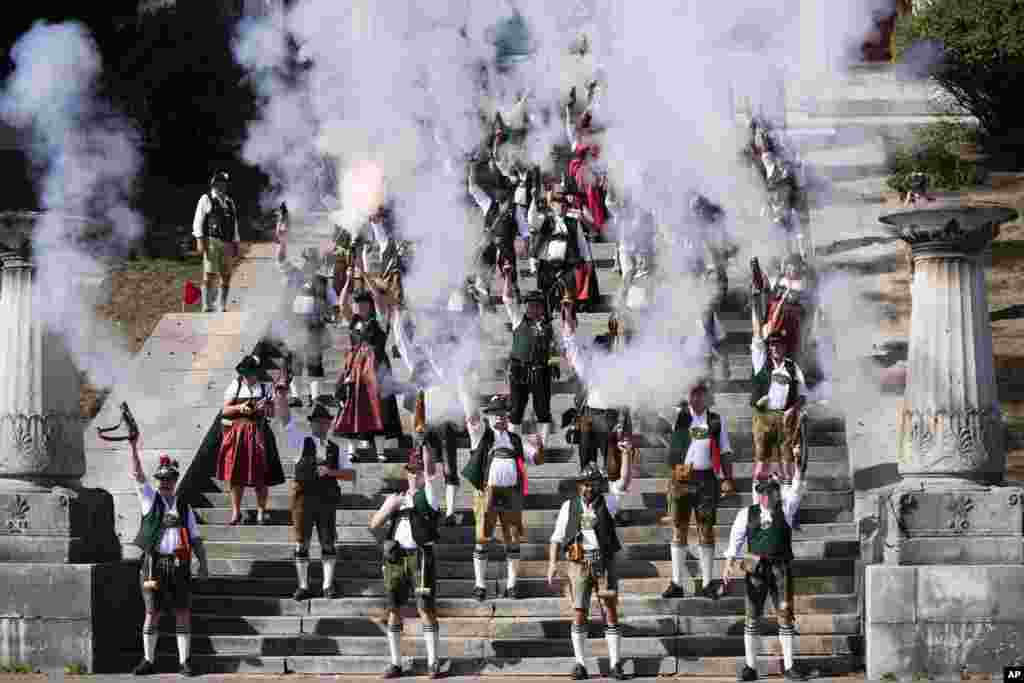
[0,248,84,492]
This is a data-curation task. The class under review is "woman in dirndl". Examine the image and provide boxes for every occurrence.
[217,354,286,525]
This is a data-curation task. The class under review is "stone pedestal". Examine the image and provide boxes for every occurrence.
[866,206,1024,680]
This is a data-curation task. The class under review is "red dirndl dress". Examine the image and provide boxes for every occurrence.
[216,380,285,487]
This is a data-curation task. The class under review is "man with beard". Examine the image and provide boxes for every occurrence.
[661,381,736,600]
[722,470,809,681]
[548,464,628,681]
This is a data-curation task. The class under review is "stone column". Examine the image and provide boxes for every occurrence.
[0,248,84,492]
[886,208,1012,487]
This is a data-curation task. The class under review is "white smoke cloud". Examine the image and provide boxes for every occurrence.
[0,21,143,390]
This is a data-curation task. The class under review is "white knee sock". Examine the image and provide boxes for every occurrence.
[423,621,438,666]
[322,557,336,591]
[779,623,795,670]
[175,626,190,665]
[374,435,387,460]
[387,623,402,668]
[537,421,551,447]
[570,623,587,667]
[445,484,457,517]
[506,558,518,589]
[744,621,760,669]
[142,626,157,663]
[605,624,621,667]
[698,544,714,588]
[295,557,309,590]
[473,545,487,589]
[670,543,687,586]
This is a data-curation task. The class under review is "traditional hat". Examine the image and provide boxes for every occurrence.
[210,170,230,187]
[522,290,545,305]
[754,476,782,494]
[576,462,606,484]
[764,327,787,345]
[689,380,710,398]
[235,355,273,382]
[153,454,180,481]
[308,402,334,422]
[482,395,510,416]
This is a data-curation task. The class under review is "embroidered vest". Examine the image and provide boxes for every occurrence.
[133,493,191,553]
[563,494,621,557]
[750,357,799,409]
[202,192,236,241]
[746,503,793,560]
[669,406,723,475]
[387,488,440,546]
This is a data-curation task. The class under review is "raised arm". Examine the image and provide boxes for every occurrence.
[468,162,493,217]
[129,433,144,484]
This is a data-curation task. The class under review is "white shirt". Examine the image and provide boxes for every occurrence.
[682,407,732,471]
[550,494,619,549]
[393,475,443,551]
[283,419,353,469]
[192,191,240,241]
[135,481,201,555]
[723,478,805,560]
[466,419,541,489]
[504,295,525,329]
[468,175,494,217]
[224,379,272,404]
[751,337,807,411]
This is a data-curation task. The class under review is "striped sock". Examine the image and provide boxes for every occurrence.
[605,624,621,667]
[387,623,403,668]
[142,625,157,663]
[743,621,760,670]
[423,621,438,667]
[570,623,587,667]
[779,623,796,671]
[175,624,190,665]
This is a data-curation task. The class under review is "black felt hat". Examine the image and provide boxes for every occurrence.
[353,289,373,304]
[308,402,334,422]
[210,170,230,187]
[575,462,606,484]
[153,455,180,481]
[235,355,272,382]
[482,395,510,416]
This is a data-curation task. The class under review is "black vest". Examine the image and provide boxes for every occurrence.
[564,494,621,558]
[294,436,342,499]
[462,427,525,493]
[202,192,236,241]
[387,489,440,546]
[746,503,793,560]
[668,406,722,467]
[133,493,191,553]
[511,317,552,365]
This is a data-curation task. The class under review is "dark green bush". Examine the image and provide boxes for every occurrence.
[887,120,986,194]
[893,0,1024,147]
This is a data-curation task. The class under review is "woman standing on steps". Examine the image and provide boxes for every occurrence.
[216,354,286,525]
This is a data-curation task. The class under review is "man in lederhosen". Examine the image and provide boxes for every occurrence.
[547,464,628,681]
[192,170,240,312]
[462,399,544,602]
[528,180,587,317]
[661,381,737,600]
[128,431,209,676]
[502,270,559,447]
[722,469,809,682]
[275,391,355,601]
[468,156,519,300]
[369,449,445,679]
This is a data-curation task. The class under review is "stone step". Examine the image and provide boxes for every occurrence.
[115,652,858,677]
[201,538,859,562]
[189,592,859,619]
[160,611,859,638]
[188,574,855,599]
[193,488,854,512]
[198,504,853,528]
[151,632,859,658]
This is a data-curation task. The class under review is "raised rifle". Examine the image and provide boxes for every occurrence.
[96,402,139,442]
[750,257,767,328]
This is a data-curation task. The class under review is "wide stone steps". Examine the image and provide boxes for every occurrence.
[158,611,859,637]
[199,538,859,562]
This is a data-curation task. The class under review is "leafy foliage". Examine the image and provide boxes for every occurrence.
[893,0,1024,146]
[887,120,986,194]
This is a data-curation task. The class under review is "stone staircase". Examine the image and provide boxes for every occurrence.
[93,233,862,677]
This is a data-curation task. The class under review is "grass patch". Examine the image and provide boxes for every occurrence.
[0,662,38,673]
[991,240,1024,264]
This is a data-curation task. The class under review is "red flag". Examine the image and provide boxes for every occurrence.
[183,280,201,306]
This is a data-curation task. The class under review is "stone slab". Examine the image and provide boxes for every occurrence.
[888,537,1024,565]
[918,566,1024,623]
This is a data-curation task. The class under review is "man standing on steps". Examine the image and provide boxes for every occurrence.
[722,470,809,682]
[462,399,544,602]
[547,464,628,681]
[662,381,736,600]
[502,267,559,448]
[192,171,240,313]
[128,431,209,676]
[750,306,808,486]
[275,389,355,602]
[368,449,444,679]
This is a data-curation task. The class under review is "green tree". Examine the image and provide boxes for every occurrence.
[893,0,1024,148]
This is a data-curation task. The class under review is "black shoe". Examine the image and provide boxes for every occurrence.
[610,661,629,680]
[739,665,758,681]
[383,664,403,679]
[503,584,519,599]
[661,582,685,599]
[783,667,809,681]
[323,586,337,599]
[293,587,313,601]
[472,586,487,602]
[443,514,458,527]
[288,396,304,407]
[699,581,720,600]
[613,510,630,526]
[133,659,156,675]
[179,659,195,677]
[571,663,588,680]
[428,661,444,679]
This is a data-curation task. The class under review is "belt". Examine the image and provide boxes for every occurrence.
[586,407,618,416]
[493,453,518,460]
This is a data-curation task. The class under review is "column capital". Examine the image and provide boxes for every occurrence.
[881,206,1017,258]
